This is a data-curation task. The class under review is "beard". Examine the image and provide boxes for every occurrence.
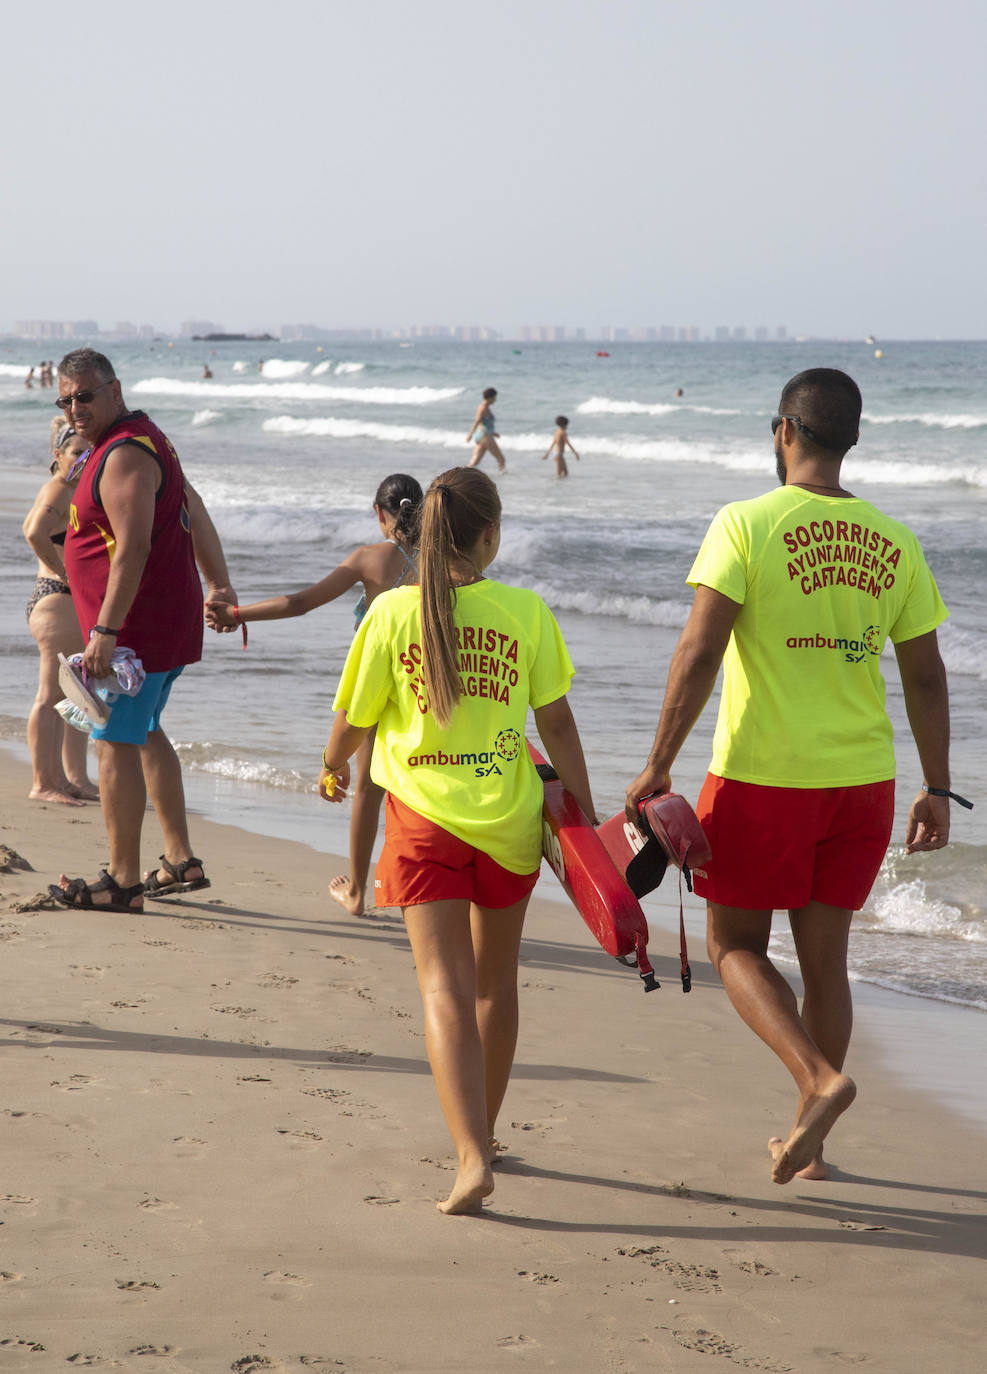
[775,438,786,485]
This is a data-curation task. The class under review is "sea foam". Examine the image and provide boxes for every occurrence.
[864,410,987,430]
[578,394,742,417]
[132,378,462,406]
[258,358,310,379]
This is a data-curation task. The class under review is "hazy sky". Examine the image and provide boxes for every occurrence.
[5,0,985,337]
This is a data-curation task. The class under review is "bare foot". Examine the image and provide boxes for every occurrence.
[29,786,85,807]
[796,1151,829,1181]
[769,1075,856,1184]
[328,874,365,917]
[488,1136,509,1166]
[66,781,100,801]
[437,1161,494,1215]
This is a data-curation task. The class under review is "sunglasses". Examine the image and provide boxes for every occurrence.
[55,378,115,411]
[771,413,826,446]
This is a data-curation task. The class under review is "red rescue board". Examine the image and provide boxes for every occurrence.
[528,739,658,992]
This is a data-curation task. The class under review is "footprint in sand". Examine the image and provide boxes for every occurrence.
[65,1355,103,1366]
[126,1345,175,1357]
[138,1197,179,1214]
[363,1196,400,1206]
[259,973,299,989]
[211,1006,258,1018]
[324,1047,372,1064]
[116,1279,161,1291]
[51,1073,104,1092]
[517,1271,559,1284]
[301,1087,350,1104]
[724,1251,778,1277]
[262,1271,312,1303]
[276,1129,324,1148]
[671,1328,793,1371]
[230,1358,290,1373]
[0,1194,37,1206]
[171,1136,210,1158]
[0,1339,47,1354]
[0,1271,25,1283]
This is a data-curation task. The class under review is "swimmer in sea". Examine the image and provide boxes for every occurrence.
[541,415,580,479]
[467,387,506,472]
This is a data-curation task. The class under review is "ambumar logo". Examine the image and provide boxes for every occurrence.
[407,729,522,778]
[785,625,882,664]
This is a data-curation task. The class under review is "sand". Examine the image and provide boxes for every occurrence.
[1,753,984,1373]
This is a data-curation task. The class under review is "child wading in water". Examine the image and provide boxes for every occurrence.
[319,466,595,1213]
[206,474,422,918]
[542,415,580,478]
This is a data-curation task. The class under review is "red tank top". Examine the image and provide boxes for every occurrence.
[65,411,203,673]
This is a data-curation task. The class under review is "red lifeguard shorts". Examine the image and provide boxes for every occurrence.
[692,774,895,912]
[374,793,541,911]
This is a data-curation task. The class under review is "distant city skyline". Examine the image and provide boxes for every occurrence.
[15,318,959,348]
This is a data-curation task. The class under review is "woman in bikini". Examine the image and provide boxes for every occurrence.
[467,387,506,471]
[206,473,422,918]
[318,466,595,1213]
[22,419,99,804]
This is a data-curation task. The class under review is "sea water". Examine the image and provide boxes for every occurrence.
[1,338,984,1019]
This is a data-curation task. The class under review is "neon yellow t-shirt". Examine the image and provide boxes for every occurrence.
[688,486,949,787]
[332,580,575,873]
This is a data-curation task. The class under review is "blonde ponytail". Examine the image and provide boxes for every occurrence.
[418,467,502,727]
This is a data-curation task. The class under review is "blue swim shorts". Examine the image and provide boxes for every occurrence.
[91,666,185,746]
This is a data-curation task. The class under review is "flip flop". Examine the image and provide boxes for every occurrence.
[56,653,113,727]
[50,869,144,913]
[143,855,211,898]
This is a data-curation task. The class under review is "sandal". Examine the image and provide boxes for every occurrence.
[143,855,211,898]
[49,869,145,914]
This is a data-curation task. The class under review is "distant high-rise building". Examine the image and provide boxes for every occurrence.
[776,325,788,340]
[754,326,769,341]
[715,326,731,342]
[180,319,223,338]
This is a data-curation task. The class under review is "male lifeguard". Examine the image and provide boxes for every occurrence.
[627,368,960,1182]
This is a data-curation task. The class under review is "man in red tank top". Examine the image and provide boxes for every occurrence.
[50,348,237,914]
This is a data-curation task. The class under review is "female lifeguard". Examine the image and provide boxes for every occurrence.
[318,466,594,1213]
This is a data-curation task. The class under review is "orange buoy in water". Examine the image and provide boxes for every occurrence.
[596,350,610,357]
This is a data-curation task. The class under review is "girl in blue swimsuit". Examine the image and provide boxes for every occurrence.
[206,473,422,916]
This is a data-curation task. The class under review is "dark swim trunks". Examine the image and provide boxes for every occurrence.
[26,576,72,623]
